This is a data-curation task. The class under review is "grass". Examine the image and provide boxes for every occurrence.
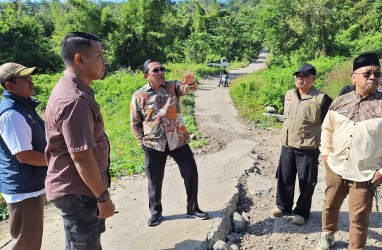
[0,195,7,220]
[230,55,351,128]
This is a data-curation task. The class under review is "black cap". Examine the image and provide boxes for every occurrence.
[293,63,316,76]
[353,52,380,72]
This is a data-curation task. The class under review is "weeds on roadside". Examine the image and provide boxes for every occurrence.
[230,56,349,129]
[0,195,8,220]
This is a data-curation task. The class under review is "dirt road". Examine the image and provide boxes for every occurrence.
[0,51,267,250]
[1,50,382,249]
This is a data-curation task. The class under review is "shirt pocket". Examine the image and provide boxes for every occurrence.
[283,101,292,119]
[302,101,319,123]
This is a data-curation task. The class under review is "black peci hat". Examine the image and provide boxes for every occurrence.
[353,52,380,72]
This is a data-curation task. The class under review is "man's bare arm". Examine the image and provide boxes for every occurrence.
[15,150,46,166]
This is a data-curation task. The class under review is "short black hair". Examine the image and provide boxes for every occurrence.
[61,32,100,66]
[142,59,159,74]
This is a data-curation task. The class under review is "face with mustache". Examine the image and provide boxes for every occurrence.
[294,72,316,93]
[144,62,166,90]
[5,75,35,99]
[352,65,381,97]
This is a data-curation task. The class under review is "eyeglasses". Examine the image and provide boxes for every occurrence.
[353,71,381,78]
[150,67,166,73]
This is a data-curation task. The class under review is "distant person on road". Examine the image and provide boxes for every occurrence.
[316,52,382,250]
[338,83,355,96]
[218,67,228,87]
[44,32,115,249]
[130,59,209,226]
[0,62,47,250]
[270,63,333,225]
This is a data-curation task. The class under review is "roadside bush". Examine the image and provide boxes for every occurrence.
[321,60,353,99]
[0,195,7,220]
[230,56,347,126]
[230,59,250,69]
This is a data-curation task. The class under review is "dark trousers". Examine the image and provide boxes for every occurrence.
[7,194,45,250]
[52,194,106,250]
[275,145,319,219]
[143,144,199,216]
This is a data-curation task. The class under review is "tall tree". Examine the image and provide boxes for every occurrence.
[111,0,172,69]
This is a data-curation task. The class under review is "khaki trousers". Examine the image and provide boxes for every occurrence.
[322,163,374,250]
[7,194,45,250]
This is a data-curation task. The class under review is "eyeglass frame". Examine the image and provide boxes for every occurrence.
[352,71,381,78]
[149,67,166,74]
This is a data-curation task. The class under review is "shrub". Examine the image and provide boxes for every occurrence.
[230,56,348,127]
[31,63,209,177]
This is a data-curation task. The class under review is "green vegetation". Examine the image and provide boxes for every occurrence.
[2,0,382,220]
[230,56,352,125]
[228,0,382,126]
[0,0,261,72]
[31,63,218,177]
[0,62,217,218]
[0,196,7,220]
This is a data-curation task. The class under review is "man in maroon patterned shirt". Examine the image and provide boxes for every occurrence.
[130,59,208,226]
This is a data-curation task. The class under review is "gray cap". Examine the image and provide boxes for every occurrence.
[0,62,37,85]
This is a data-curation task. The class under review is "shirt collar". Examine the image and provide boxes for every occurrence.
[63,70,95,97]
[295,86,317,99]
[145,81,166,92]
[356,90,378,101]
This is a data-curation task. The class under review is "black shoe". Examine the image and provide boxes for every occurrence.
[186,210,209,220]
[148,214,163,226]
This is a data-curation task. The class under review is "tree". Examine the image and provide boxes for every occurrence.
[109,0,172,69]
[0,2,60,72]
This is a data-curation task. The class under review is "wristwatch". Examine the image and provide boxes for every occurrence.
[96,190,110,203]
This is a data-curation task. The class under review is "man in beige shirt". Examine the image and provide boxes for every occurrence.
[317,52,382,250]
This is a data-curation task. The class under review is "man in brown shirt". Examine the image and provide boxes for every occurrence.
[45,32,114,249]
[130,59,208,226]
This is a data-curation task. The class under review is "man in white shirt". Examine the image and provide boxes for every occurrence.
[0,62,47,250]
[317,52,382,250]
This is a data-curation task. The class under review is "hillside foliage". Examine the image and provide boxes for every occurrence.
[1,0,382,219]
[0,0,262,72]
